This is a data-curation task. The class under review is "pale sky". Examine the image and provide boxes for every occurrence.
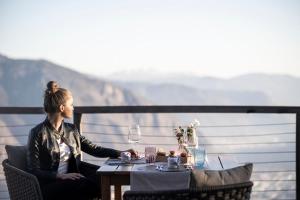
[0,0,299,78]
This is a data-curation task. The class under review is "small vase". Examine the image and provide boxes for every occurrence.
[177,143,188,164]
[177,143,186,154]
[187,128,198,147]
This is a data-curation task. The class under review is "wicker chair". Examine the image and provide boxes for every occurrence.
[2,159,43,200]
[2,145,43,200]
[3,145,101,200]
[123,181,253,200]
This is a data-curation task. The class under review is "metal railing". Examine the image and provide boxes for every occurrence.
[0,105,299,200]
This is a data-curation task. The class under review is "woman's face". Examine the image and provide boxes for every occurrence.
[61,95,74,118]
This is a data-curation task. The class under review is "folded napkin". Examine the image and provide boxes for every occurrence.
[130,165,190,191]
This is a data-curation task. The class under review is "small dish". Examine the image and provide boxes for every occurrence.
[156,164,187,172]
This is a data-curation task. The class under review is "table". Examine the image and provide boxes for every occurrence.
[97,164,132,200]
[96,155,239,200]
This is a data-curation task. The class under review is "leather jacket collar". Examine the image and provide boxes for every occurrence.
[44,118,64,140]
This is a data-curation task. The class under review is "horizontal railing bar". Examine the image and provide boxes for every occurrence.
[1,106,300,114]
[267,199,296,200]
[253,170,296,173]
[209,151,295,154]
[0,107,44,114]
[199,132,295,137]
[75,106,300,113]
[240,161,295,164]
[200,142,294,145]
[83,131,295,137]
[82,122,295,127]
[252,179,296,181]
[0,131,295,140]
[0,131,295,139]
[94,142,175,145]
[253,189,296,192]
[268,198,296,200]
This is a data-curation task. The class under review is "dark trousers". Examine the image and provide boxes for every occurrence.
[41,162,100,200]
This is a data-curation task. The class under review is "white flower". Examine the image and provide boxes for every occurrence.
[190,119,200,128]
[193,119,200,127]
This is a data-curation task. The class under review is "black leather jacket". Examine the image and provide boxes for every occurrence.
[27,118,120,181]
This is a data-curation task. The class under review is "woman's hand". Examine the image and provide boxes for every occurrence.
[56,173,84,180]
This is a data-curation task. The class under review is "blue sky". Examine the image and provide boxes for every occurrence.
[0,0,299,78]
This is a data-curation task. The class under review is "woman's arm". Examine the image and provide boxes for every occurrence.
[80,134,121,158]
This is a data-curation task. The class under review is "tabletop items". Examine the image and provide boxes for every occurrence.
[112,145,206,170]
[126,119,206,169]
[98,156,243,200]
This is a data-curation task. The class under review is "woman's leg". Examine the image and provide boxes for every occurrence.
[41,177,98,200]
[41,162,100,200]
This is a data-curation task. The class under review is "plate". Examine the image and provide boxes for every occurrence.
[105,159,128,166]
[106,158,145,165]
[156,164,187,172]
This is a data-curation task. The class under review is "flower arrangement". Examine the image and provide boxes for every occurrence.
[174,119,200,147]
[174,126,185,145]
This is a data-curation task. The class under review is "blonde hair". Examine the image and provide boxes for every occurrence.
[43,81,71,113]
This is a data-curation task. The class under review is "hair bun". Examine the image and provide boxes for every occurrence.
[47,81,59,94]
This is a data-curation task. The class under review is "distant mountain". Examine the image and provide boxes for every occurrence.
[111,81,271,105]
[0,54,172,150]
[0,54,147,107]
[110,71,300,106]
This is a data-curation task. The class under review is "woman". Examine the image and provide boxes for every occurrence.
[27,81,136,200]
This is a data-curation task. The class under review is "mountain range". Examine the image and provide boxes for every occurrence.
[110,71,299,106]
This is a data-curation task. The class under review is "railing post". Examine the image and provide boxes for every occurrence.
[73,112,82,134]
[296,113,300,200]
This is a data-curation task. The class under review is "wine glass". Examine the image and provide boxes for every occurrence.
[128,124,141,157]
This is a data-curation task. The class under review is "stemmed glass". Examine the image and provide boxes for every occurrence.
[128,124,141,157]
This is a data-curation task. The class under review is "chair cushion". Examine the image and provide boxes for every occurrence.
[5,145,27,170]
[190,163,253,188]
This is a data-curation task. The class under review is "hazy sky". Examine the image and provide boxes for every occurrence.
[0,0,299,78]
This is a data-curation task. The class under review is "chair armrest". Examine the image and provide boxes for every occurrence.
[2,159,43,200]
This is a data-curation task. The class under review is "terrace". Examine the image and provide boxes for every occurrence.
[0,105,298,200]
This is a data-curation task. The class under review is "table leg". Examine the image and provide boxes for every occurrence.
[101,175,111,200]
[115,184,122,200]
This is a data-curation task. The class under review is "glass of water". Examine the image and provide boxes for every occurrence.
[128,124,141,155]
[186,146,206,169]
[194,146,206,169]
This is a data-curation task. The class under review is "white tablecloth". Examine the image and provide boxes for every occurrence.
[130,164,190,191]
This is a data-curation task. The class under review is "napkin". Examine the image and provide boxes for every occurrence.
[130,165,190,191]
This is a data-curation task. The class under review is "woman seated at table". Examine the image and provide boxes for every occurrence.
[27,81,136,200]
